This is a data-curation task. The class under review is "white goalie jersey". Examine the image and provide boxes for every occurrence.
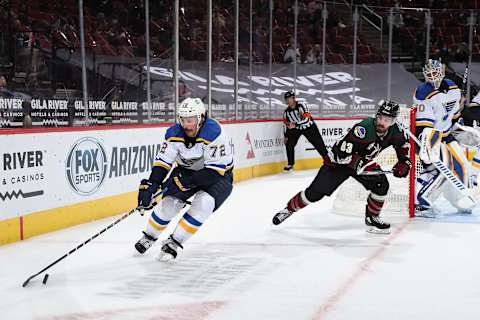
[153,118,234,176]
[414,78,462,138]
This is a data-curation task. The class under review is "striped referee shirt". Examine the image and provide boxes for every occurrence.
[283,102,314,131]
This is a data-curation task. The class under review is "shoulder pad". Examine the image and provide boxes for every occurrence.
[444,78,459,89]
[197,118,222,144]
[352,118,374,139]
[165,123,185,142]
[415,83,436,101]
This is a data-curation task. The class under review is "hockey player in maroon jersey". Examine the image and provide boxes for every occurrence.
[272,100,411,233]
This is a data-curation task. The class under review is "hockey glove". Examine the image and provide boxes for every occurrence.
[393,159,411,178]
[322,149,336,167]
[138,179,160,210]
[162,171,195,197]
[350,155,366,174]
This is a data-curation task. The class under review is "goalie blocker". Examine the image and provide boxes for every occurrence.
[273,100,412,234]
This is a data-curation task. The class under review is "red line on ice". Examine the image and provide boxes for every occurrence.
[37,300,226,320]
[312,219,411,320]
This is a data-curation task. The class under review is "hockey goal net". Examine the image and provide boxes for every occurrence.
[332,107,419,218]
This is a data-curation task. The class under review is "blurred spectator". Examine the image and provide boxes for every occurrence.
[284,43,301,64]
[0,75,7,92]
[307,1,322,15]
[304,44,322,64]
[434,39,450,62]
[22,100,32,128]
[414,28,426,62]
[179,80,191,100]
[431,0,448,9]
[454,42,469,62]
[392,2,405,35]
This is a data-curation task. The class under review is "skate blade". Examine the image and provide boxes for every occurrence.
[366,227,390,235]
[157,252,175,262]
[415,212,437,218]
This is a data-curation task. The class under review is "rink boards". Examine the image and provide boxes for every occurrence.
[0,119,359,245]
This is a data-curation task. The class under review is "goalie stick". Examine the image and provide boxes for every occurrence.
[397,121,475,206]
[461,62,469,98]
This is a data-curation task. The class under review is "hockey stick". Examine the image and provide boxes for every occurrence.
[357,169,393,176]
[22,190,186,287]
[461,62,469,98]
[357,158,393,176]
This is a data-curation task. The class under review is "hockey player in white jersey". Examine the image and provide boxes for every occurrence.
[414,59,480,216]
[134,98,233,260]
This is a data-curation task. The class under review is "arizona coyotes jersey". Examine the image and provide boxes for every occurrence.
[153,118,233,176]
[414,79,462,138]
[332,117,409,164]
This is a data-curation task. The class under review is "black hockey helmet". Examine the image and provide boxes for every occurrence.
[376,99,399,119]
[284,90,295,100]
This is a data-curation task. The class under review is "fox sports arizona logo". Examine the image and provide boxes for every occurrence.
[66,137,108,195]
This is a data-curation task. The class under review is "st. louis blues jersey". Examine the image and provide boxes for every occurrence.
[414,78,462,139]
[153,118,233,176]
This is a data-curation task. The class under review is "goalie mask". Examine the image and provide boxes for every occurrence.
[178,98,206,137]
[423,59,445,90]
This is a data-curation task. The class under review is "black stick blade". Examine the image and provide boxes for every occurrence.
[22,275,36,287]
[42,274,49,285]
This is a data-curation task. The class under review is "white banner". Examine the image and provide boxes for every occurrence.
[0,119,359,221]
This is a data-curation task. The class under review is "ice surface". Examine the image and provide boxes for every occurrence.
[1,169,479,320]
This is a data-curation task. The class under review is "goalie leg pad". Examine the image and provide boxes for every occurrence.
[419,128,442,164]
[443,183,477,211]
[445,141,469,185]
[415,168,445,208]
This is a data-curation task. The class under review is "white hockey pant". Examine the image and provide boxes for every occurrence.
[145,191,215,244]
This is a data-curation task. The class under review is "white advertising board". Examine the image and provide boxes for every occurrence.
[0,119,360,221]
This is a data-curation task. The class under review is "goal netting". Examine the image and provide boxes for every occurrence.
[332,107,418,217]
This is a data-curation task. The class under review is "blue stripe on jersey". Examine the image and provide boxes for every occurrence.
[415,83,435,100]
[151,212,170,225]
[183,213,202,227]
[444,78,456,87]
[207,163,227,169]
[165,123,184,140]
[197,118,221,142]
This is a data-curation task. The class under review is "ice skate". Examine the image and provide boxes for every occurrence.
[273,208,294,225]
[283,165,293,172]
[365,212,390,234]
[134,231,157,254]
[158,235,183,261]
[414,205,436,218]
[457,208,473,215]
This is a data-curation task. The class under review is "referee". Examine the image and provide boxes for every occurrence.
[283,90,327,171]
